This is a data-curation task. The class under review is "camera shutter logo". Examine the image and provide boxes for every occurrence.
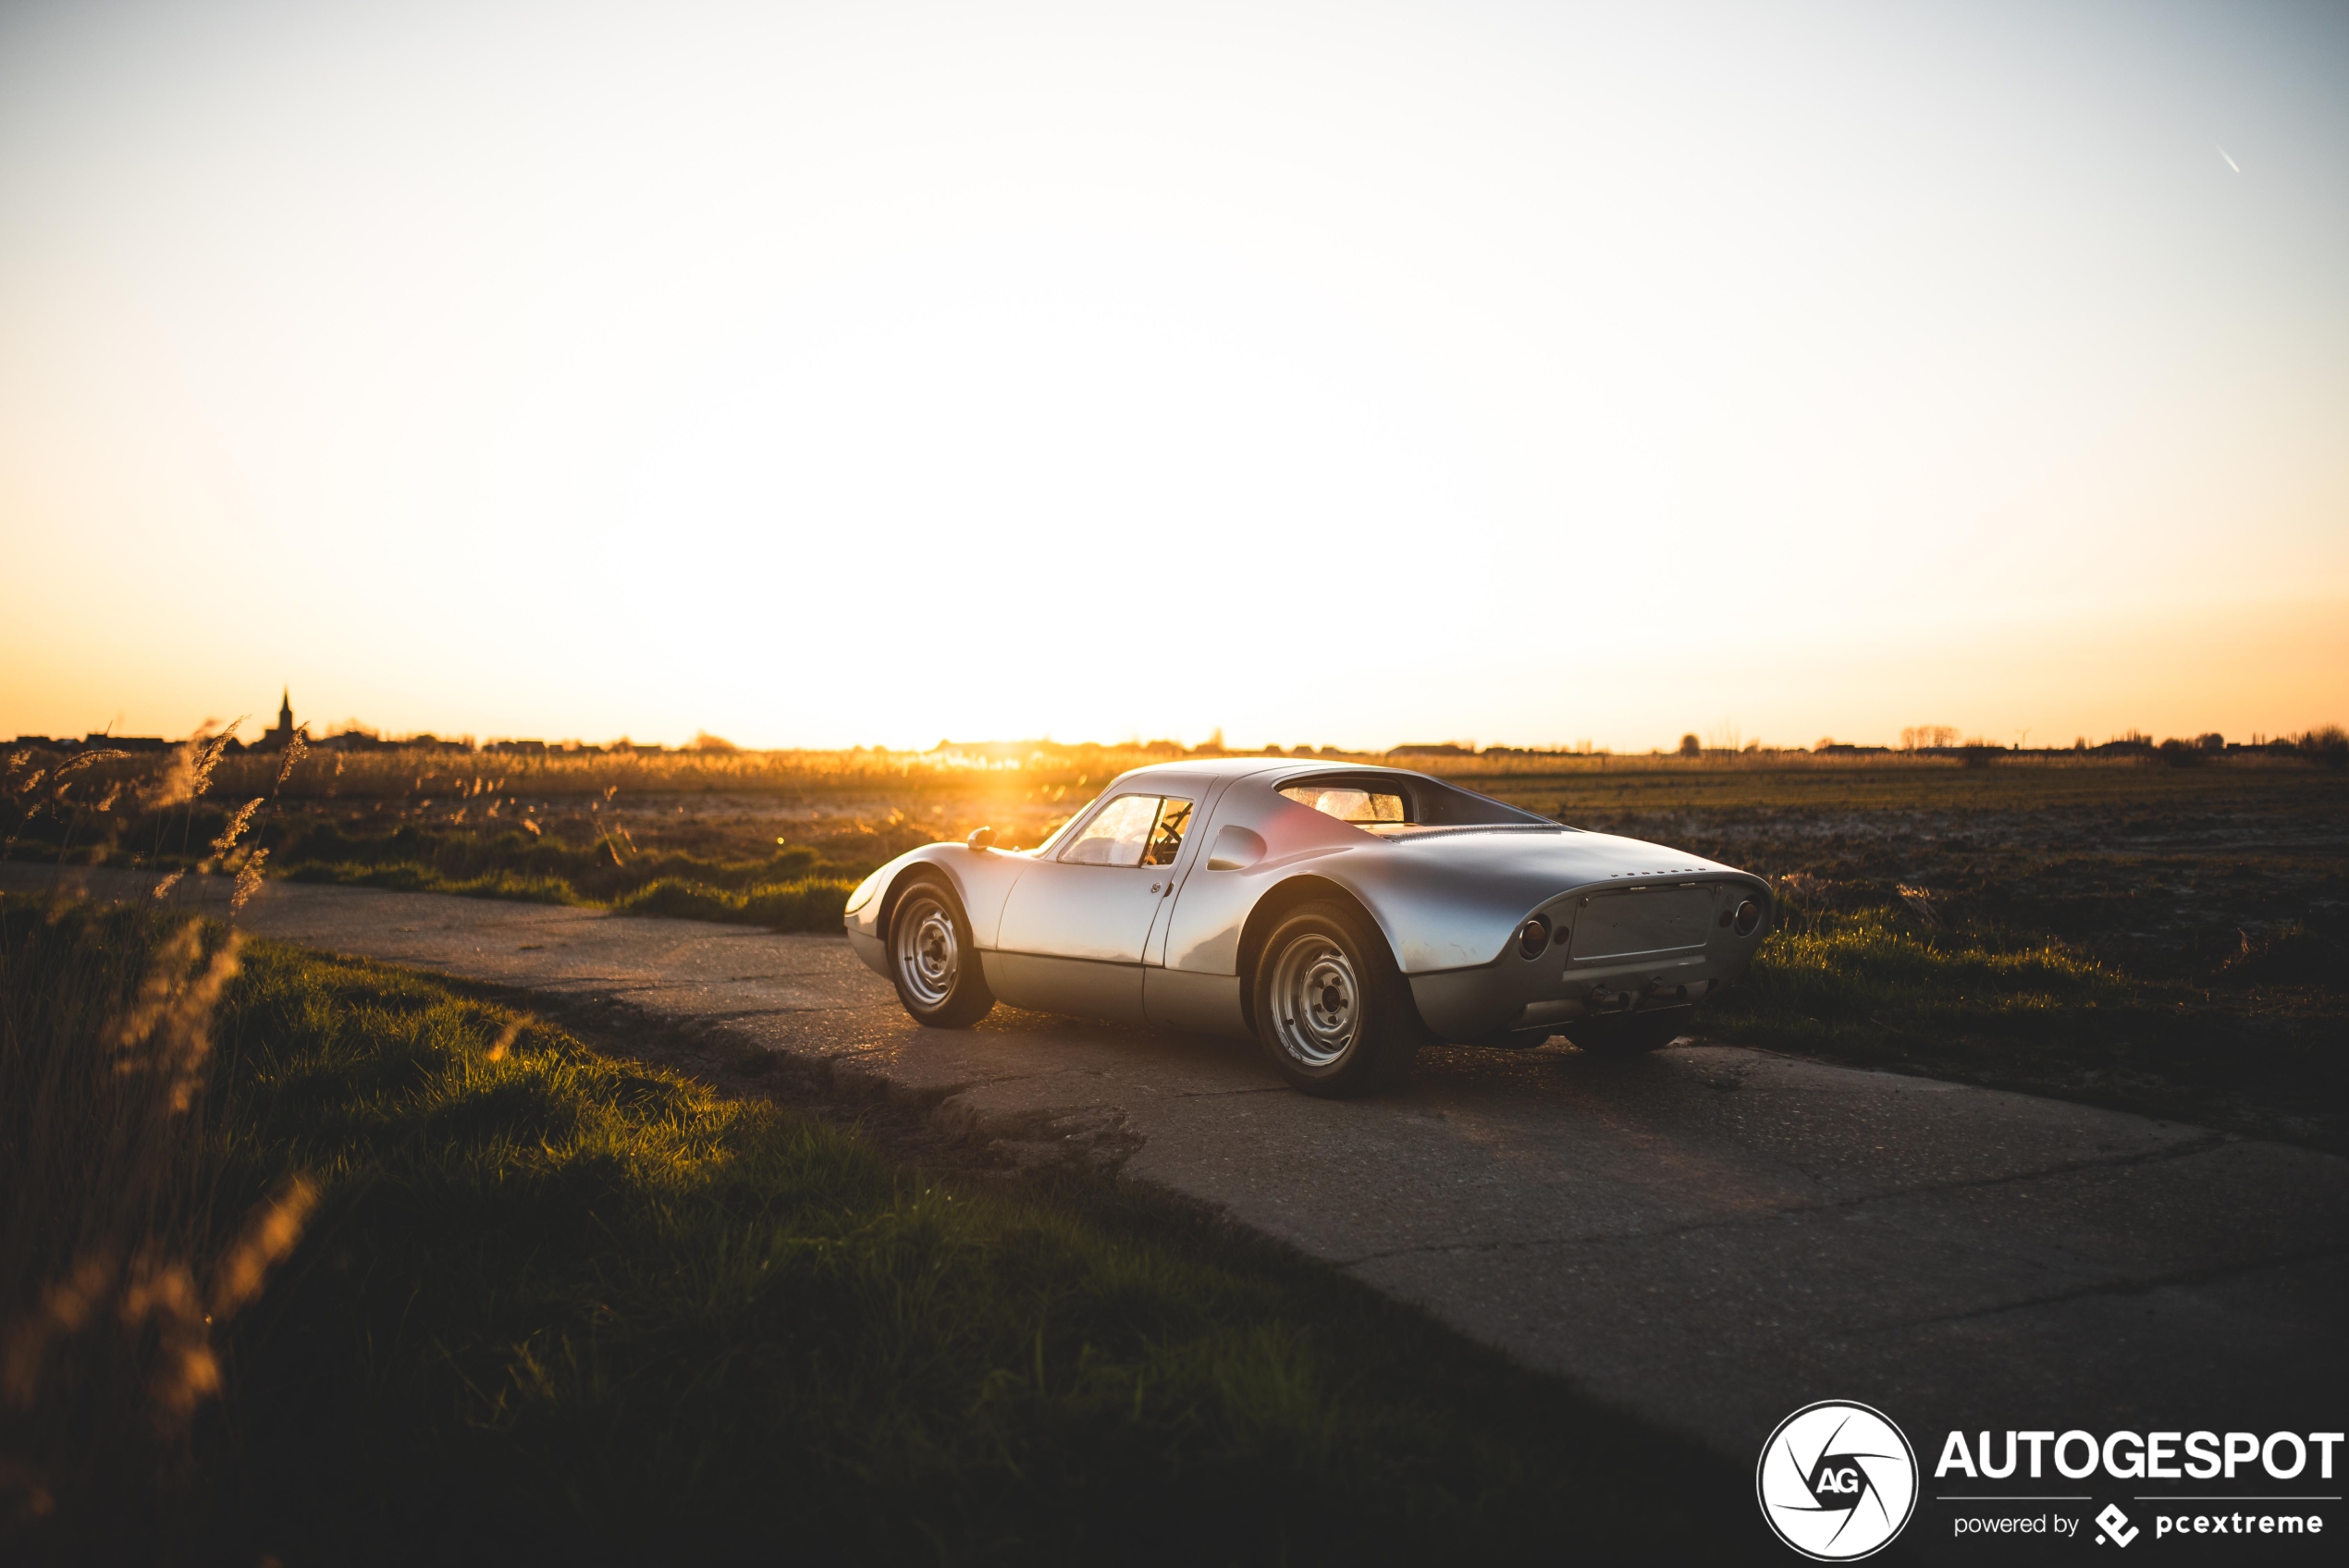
[1756,1401,1919,1560]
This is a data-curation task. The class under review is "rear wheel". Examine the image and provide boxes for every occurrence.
[1569,1008,1691,1056]
[1252,900,1422,1096]
[888,876,995,1028]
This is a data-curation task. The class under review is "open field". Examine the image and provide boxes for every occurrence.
[0,894,1740,1563]
[1472,758,2349,1149]
[8,744,2344,1148]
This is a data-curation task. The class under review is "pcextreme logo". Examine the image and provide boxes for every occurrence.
[1757,1401,1920,1561]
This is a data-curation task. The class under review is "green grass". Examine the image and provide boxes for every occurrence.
[8,801,868,933]
[289,860,587,903]
[1713,908,2347,1147]
[284,855,862,934]
[1733,910,2132,1033]
[268,824,862,932]
[2,896,1746,1563]
[606,873,858,928]
[268,821,864,930]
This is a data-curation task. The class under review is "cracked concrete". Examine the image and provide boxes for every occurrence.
[18,863,2345,1463]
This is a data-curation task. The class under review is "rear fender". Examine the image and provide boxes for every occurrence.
[1233,874,1430,1040]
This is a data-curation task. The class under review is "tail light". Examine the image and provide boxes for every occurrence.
[1518,916,1551,959]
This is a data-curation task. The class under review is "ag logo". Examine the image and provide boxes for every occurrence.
[1757,1401,1918,1561]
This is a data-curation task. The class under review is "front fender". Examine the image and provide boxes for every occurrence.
[843,843,1034,977]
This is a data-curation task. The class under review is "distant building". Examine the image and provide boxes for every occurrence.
[253,688,300,752]
[263,694,482,753]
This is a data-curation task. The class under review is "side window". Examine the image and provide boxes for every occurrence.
[1059,795,1161,866]
[1141,798,1193,866]
[1059,794,1197,867]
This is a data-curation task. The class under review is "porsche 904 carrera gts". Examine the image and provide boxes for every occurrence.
[843,759,1771,1096]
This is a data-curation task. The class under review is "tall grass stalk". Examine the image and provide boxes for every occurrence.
[0,899,311,1561]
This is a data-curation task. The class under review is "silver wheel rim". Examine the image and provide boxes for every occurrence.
[894,893,958,1008]
[1270,932,1360,1069]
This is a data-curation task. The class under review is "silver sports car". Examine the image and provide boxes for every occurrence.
[843,758,1771,1096]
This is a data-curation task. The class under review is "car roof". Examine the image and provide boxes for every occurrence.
[1108,757,1282,785]
[1113,757,1430,786]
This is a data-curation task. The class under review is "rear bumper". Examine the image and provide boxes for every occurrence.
[1408,950,1745,1042]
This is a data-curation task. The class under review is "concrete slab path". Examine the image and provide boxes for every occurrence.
[16,863,2344,1475]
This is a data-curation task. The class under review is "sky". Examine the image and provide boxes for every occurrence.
[1,0,2343,752]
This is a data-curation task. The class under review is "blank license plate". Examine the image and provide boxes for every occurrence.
[1569,888,1712,961]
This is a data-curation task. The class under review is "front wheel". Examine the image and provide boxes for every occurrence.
[1569,1008,1691,1056]
[1252,901,1424,1096]
[888,876,996,1028]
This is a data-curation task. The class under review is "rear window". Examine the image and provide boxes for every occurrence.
[1273,771,1557,830]
[1280,784,1408,824]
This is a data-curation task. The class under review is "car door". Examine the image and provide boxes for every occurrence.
[989,792,1196,1022]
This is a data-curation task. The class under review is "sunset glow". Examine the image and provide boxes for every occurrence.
[2,0,2343,750]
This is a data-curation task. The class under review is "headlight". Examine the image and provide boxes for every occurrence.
[844,869,884,914]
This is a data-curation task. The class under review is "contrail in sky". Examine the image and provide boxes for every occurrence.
[2219,145,2242,173]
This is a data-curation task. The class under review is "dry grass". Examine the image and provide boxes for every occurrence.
[205,742,1219,801]
[37,735,2202,808]
[0,899,314,1560]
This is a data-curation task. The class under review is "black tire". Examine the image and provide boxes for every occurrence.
[1569,1008,1691,1056]
[887,875,996,1028]
[1250,900,1424,1096]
